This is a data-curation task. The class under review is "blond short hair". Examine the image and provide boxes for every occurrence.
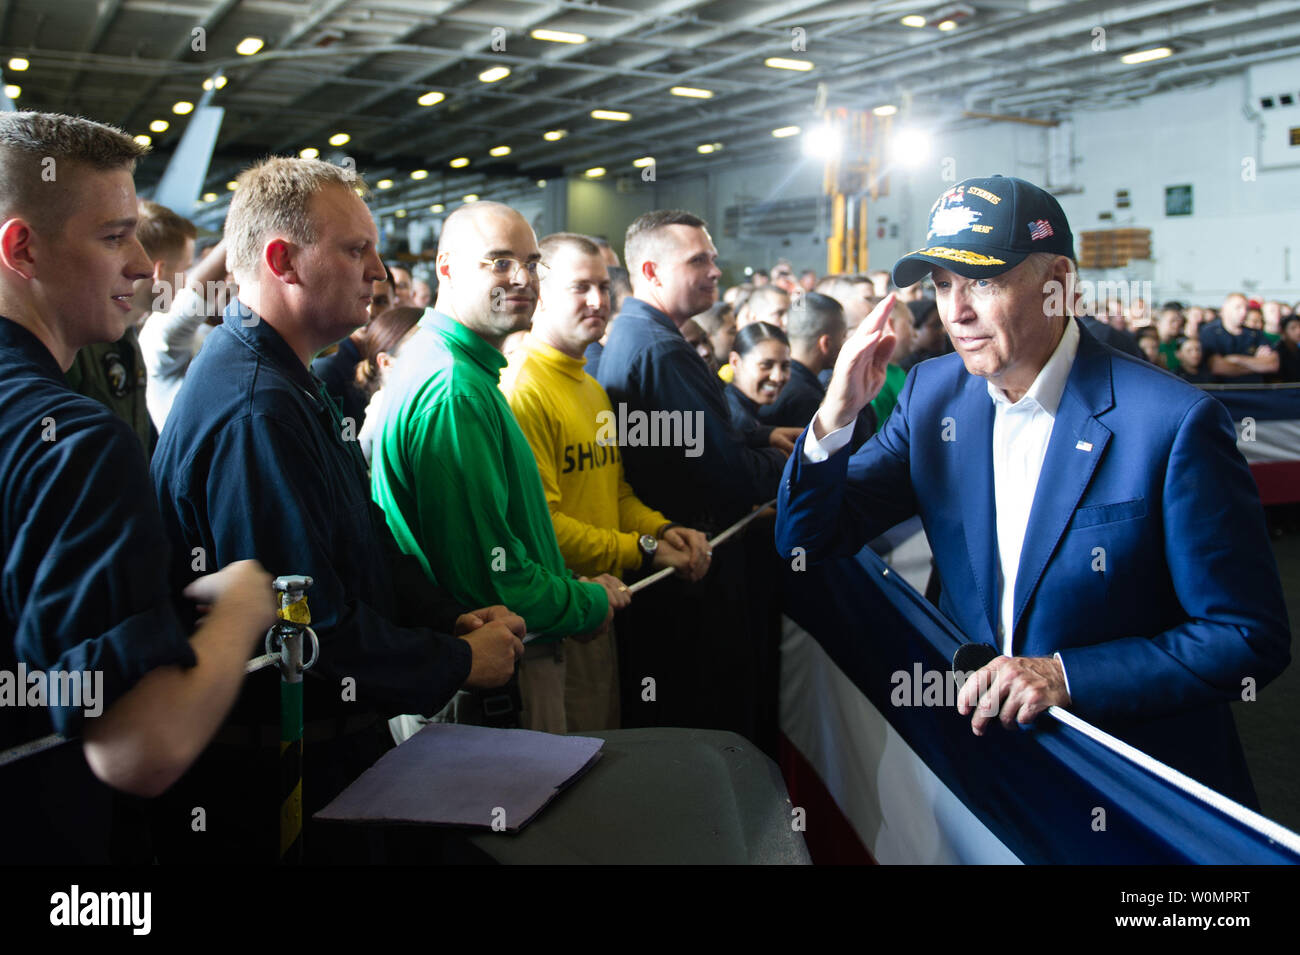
[0,111,146,233]
[226,156,361,278]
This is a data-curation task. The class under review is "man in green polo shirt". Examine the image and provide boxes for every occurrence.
[370,202,630,732]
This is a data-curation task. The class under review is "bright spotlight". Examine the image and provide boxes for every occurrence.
[891,127,931,166]
[801,123,842,160]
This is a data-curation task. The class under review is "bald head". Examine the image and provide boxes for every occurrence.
[434,201,540,348]
[437,201,525,255]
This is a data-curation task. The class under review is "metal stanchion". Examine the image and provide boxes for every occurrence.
[2,573,320,866]
[248,575,319,864]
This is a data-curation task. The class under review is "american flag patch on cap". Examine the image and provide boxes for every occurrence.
[1028,219,1054,240]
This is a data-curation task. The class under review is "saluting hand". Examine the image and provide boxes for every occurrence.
[815,293,898,438]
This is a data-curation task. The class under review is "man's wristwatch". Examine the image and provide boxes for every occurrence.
[638,534,658,572]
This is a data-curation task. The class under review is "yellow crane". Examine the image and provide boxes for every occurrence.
[822,108,890,276]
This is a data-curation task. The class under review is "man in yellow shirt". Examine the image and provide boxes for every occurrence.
[501,233,711,731]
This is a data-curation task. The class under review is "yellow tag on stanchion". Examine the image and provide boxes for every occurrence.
[278,596,311,624]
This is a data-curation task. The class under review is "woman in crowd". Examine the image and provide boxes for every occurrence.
[900,298,947,371]
[355,306,422,463]
[724,322,790,430]
[1135,326,1163,366]
[1174,336,1214,383]
[1278,315,1300,382]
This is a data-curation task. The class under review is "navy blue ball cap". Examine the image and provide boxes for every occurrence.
[891,175,1075,288]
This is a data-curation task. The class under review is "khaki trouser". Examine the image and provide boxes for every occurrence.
[517,640,568,733]
[564,623,621,733]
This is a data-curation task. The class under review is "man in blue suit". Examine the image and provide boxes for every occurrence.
[775,176,1289,807]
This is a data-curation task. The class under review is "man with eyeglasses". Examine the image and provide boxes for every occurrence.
[371,201,630,732]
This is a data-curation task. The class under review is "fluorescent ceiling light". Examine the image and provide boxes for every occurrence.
[236,37,264,56]
[417,91,445,106]
[479,66,511,83]
[531,29,587,44]
[670,86,713,99]
[1121,46,1173,65]
[764,57,813,71]
[591,109,631,121]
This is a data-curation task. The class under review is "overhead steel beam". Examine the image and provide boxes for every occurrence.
[118,0,244,131]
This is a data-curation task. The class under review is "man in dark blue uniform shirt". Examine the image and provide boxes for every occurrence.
[1201,292,1279,382]
[596,210,800,748]
[0,112,275,863]
[150,157,524,861]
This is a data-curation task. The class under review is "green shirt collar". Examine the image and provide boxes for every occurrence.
[421,308,508,379]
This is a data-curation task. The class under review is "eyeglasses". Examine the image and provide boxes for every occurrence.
[479,256,548,281]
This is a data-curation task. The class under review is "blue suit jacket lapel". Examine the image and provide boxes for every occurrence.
[1011,325,1115,646]
[954,376,1000,645]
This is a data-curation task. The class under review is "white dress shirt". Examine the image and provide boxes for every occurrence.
[138,286,212,431]
[987,318,1079,656]
[804,320,1080,674]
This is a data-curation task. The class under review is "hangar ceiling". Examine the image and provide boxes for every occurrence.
[3,0,1297,222]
